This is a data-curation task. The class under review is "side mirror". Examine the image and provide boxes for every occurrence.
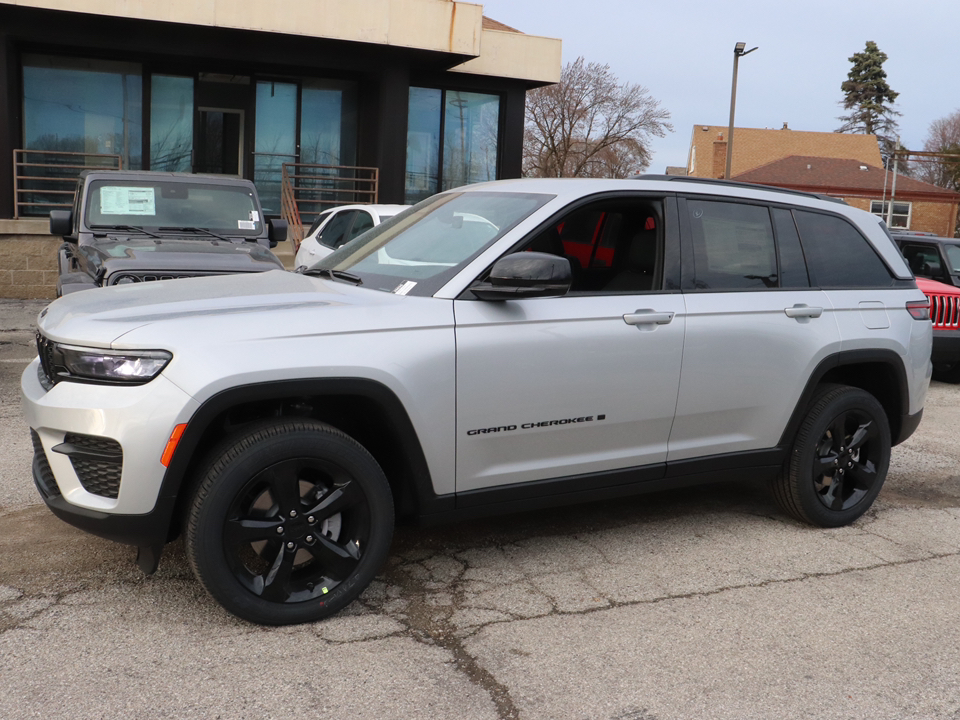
[471,252,572,301]
[268,218,288,247]
[50,210,74,239]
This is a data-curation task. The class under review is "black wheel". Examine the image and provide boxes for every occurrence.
[186,419,394,625]
[932,362,960,384]
[772,384,891,527]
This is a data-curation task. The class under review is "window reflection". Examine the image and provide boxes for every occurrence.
[405,87,442,204]
[22,54,142,169]
[442,91,499,191]
[254,80,298,215]
[150,75,193,172]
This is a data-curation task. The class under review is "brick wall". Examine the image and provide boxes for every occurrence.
[840,197,958,236]
[0,220,59,299]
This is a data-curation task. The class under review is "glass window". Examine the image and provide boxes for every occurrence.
[687,200,777,289]
[317,210,355,249]
[406,88,442,204]
[870,200,911,229]
[346,212,375,243]
[442,91,500,191]
[944,245,960,274]
[314,191,553,296]
[150,75,193,172]
[23,54,142,169]
[772,208,810,288]
[83,178,261,236]
[794,210,894,288]
[300,79,357,166]
[254,80,298,215]
[900,243,945,279]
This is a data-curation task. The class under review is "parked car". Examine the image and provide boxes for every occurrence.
[893,231,960,288]
[51,170,287,296]
[915,277,960,382]
[23,176,931,625]
[294,204,409,267]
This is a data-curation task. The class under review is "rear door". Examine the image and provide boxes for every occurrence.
[668,198,842,461]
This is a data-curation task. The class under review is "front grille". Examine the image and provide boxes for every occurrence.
[109,271,228,285]
[61,433,123,499]
[30,430,61,498]
[36,332,57,387]
[928,293,960,329]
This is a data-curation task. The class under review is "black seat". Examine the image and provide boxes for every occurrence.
[605,227,657,292]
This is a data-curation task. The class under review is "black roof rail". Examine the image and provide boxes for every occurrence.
[633,174,848,205]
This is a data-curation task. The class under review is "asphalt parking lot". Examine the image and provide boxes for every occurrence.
[2,298,960,720]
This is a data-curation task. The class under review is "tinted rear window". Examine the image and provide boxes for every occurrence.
[794,210,894,288]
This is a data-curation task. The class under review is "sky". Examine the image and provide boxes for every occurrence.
[477,0,960,173]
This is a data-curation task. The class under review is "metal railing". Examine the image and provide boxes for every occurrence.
[280,163,379,249]
[13,149,123,218]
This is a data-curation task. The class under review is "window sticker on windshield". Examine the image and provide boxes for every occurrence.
[249,211,260,222]
[238,220,256,230]
[393,280,417,295]
[100,187,156,216]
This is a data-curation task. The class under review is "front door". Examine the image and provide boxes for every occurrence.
[195,108,244,176]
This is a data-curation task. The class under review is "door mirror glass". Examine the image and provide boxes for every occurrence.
[472,252,572,300]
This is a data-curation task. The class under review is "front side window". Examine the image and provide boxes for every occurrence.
[900,243,943,279]
[944,245,960,273]
[794,210,894,288]
[84,180,261,236]
[313,191,552,295]
[870,200,911,229]
[687,200,778,289]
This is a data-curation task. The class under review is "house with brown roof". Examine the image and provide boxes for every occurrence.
[733,156,960,237]
[686,124,959,236]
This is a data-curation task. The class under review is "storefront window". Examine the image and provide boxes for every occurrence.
[254,80,298,215]
[23,54,142,168]
[441,91,499,191]
[406,87,442,204]
[300,79,357,166]
[150,75,193,172]
[405,87,499,204]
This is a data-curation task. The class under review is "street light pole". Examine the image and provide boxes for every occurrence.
[725,41,757,180]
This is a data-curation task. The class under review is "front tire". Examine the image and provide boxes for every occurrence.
[932,362,960,384]
[772,385,891,527]
[186,419,394,625]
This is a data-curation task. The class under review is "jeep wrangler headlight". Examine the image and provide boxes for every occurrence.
[57,344,172,384]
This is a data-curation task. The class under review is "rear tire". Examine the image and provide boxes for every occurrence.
[186,419,394,625]
[772,384,891,527]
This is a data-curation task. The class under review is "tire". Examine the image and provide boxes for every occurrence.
[185,419,394,625]
[932,362,960,384]
[772,384,891,527]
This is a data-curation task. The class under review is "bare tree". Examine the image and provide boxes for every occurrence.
[523,57,672,178]
[915,110,960,188]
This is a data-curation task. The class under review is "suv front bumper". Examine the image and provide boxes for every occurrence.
[21,358,199,546]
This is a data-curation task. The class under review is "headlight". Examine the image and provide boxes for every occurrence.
[38,335,172,385]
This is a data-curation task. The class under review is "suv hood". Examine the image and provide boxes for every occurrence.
[36,269,448,349]
[80,236,282,277]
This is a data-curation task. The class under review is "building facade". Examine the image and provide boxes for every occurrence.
[0,0,561,297]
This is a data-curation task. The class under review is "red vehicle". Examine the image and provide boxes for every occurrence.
[916,277,960,382]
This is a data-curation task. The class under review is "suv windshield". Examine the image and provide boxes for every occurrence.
[311,191,552,295]
[84,179,262,237]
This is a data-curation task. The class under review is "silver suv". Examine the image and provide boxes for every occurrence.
[21,177,932,625]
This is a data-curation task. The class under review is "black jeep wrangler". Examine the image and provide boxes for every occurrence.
[51,171,288,295]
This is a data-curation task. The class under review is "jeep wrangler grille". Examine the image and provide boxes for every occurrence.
[928,293,960,329]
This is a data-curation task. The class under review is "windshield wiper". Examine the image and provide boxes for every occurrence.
[306,268,363,285]
[89,224,162,238]
[158,226,232,242]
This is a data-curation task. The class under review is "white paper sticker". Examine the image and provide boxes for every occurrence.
[393,280,417,295]
[100,187,156,216]
[249,211,260,222]
[238,220,256,230]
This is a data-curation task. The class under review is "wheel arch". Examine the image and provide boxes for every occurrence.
[779,349,912,450]
[159,378,445,543]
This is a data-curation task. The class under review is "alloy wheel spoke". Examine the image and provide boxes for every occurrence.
[829,413,849,451]
[306,535,360,580]
[225,516,283,545]
[849,460,878,491]
[263,463,304,516]
[847,420,876,452]
[304,480,363,522]
[823,473,847,511]
[815,453,838,474]
[259,543,297,602]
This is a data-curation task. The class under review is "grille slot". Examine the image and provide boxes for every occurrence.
[59,433,123,499]
[30,430,61,498]
[929,293,960,329]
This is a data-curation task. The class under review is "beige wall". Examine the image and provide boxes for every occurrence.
[0,220,58,299]
[1,0,561,83]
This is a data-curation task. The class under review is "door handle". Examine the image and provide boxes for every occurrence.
[784,304,823,319]
[623,309,675,326]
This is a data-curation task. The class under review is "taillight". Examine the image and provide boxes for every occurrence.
[907,299,930,321]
